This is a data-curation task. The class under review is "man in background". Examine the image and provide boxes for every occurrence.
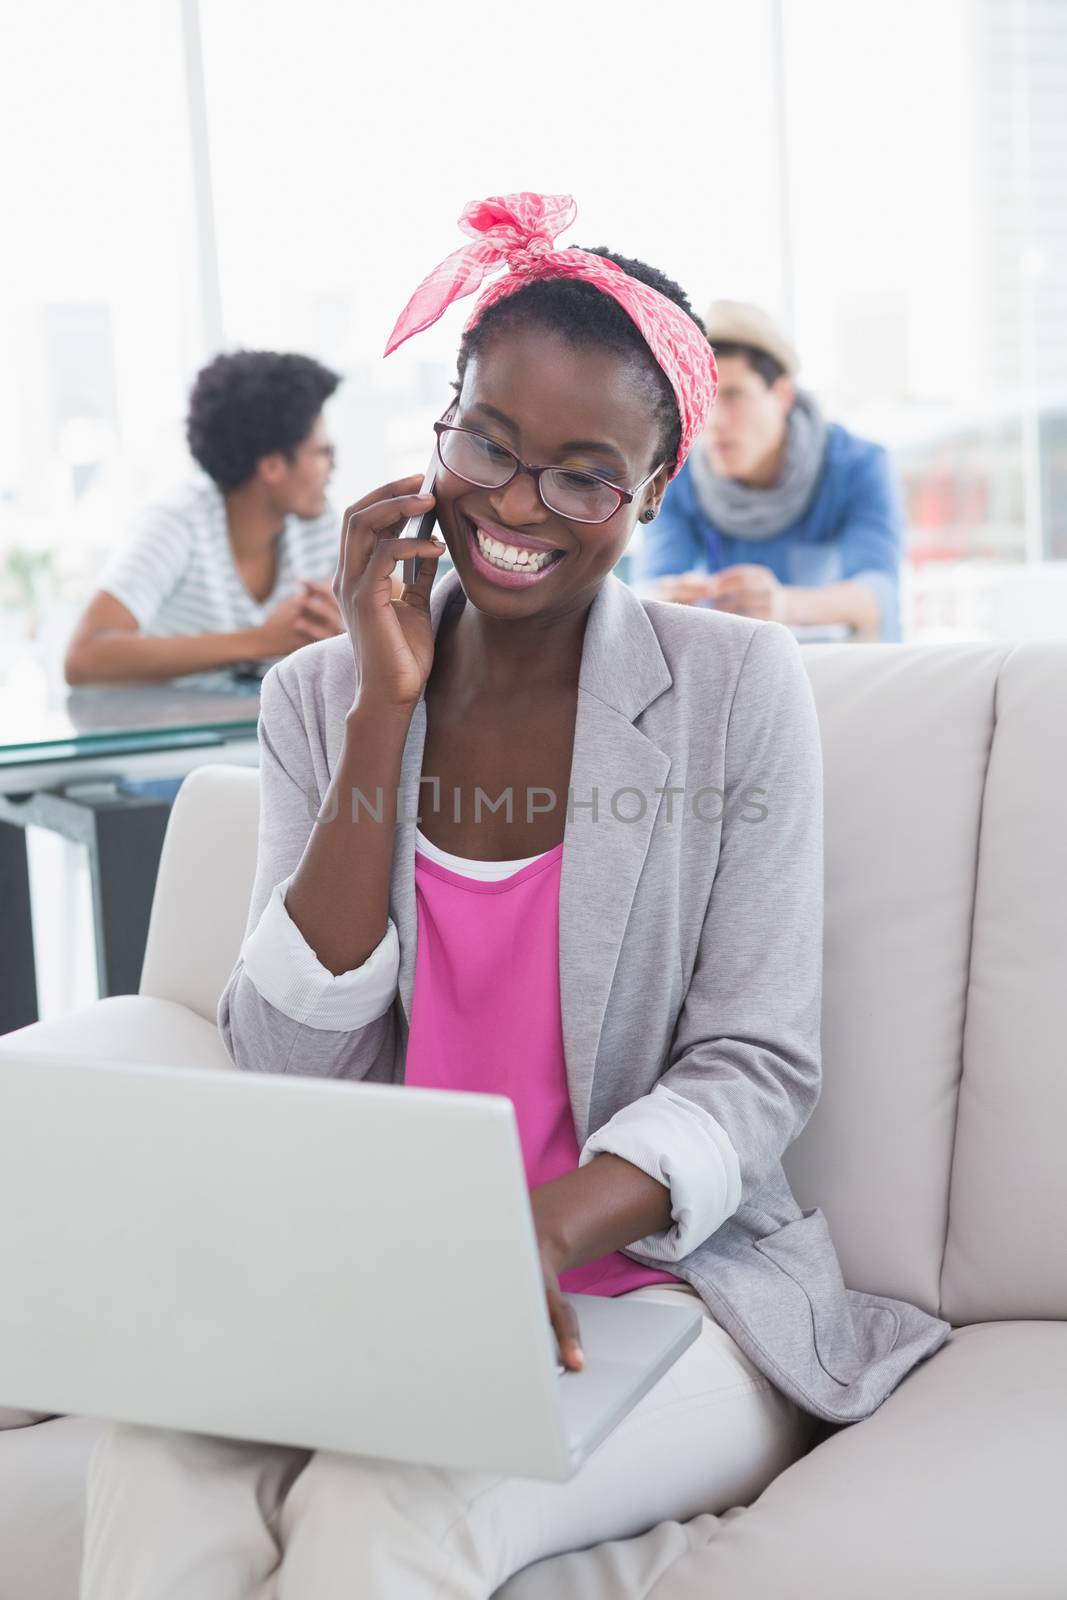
[65,350,347,685]
[633,301,905,641]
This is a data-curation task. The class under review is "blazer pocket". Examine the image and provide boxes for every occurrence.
[753,1206,866,1386]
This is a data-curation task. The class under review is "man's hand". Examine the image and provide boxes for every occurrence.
[252,589,343,659]
[297,577,346,628]
[656,566,789,622]
[705,564,789,621]
[654,572,721,605]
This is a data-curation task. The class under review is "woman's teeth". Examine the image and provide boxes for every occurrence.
[474,526,558,573]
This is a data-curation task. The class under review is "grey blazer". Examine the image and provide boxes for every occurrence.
[219,566,951,1424]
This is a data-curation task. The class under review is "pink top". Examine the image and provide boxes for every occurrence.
[404,836,678,1297]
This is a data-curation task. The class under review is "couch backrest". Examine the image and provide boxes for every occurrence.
[141,640,1067,1326]
[786,639,1067,1325]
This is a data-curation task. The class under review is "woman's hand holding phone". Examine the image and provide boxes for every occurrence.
[332,474,447,715]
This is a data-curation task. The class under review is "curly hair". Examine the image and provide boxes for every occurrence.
[454,249,705,469]
[186,350,341,491]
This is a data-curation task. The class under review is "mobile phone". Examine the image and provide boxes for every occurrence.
[400,450,439,588]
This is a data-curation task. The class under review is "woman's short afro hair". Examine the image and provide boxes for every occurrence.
[186,350,341,491]
[454,249,705,470]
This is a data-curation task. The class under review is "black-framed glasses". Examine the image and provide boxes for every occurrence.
[433,416,663,526]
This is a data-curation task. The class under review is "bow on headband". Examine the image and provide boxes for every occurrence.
[384,192,717,476]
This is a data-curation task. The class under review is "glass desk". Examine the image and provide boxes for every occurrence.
[0,662,262,1034]
[0,664,261,786]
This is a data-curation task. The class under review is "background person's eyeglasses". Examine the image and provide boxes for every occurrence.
[433,419,662,525]
[299,440,336,465]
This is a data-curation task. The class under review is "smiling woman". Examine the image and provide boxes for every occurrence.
[440,327,672,603]
[81,194,951,1600]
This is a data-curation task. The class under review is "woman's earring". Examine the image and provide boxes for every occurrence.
[641,508,657,523]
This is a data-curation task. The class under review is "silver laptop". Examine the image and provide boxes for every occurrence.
[0,1052,701,1482]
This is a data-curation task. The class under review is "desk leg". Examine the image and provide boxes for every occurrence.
[0,818,38,1032]
[89,801,173,998]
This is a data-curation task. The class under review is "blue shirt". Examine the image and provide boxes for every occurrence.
[633,423,905,641]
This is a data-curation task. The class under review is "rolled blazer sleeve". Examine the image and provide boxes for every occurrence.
[580,621,824,1260]
[217,662,400,1078]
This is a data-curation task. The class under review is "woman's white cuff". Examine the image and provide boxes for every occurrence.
[578,1086,743,1261]
[240,876,400,1031]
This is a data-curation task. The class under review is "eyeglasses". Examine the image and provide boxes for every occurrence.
[433,417,662,526]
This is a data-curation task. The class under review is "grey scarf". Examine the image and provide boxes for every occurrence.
[689,389,830,541]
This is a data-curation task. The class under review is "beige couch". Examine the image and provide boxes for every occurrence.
[2,638,1066,1600]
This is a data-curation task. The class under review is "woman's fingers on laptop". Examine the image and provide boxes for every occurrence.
[535,1234,584,1370]
[553,1293,584,1372]
[542,1271,584,1371]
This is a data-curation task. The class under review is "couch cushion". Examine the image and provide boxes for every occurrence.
[0,996,232,1072]
[942,641,1067,1321]
[784,644,1008,1313]
[500,1322,1067,1600]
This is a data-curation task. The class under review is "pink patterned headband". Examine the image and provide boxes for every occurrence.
[384,192,717,477]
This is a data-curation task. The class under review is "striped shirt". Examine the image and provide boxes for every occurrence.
[97,473,339,679]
